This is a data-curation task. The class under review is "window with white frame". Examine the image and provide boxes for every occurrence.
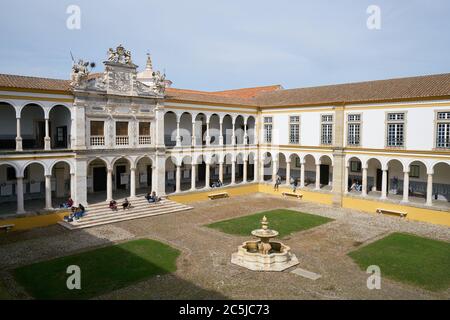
[386,113,405,147]
[321,115,333,145]
[436,111,450,149]
[289,116,300,144]
[263,117,273,143]
[347,114,361,146]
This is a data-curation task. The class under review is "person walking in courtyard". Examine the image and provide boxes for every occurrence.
[274,175,281,191]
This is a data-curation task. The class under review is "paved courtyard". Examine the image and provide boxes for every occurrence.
[0,194,449,300]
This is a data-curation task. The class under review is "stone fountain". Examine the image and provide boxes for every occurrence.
[231,216,299,271]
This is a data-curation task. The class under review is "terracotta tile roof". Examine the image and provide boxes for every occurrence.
[256,73,450,107]
[212,85,283,99]
[0,73,71,93]
[165,87,259,106]
[1,72,450,107]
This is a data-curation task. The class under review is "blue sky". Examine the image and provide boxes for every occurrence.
[0,0,449,91]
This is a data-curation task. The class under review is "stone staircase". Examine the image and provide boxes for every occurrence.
[58,197,193,230]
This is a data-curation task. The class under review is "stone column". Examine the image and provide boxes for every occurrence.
[231,120,236,146]
[16,177,25,214]
[191,163,197,191]
[426,172,433,206]
[175,165,181,193]
[176,120,181,147]
[219,161,224,182]
[205,163,210,188]
[362,167,368,197]
[16,117,22,151]
[253,158,259,182]
[315,164,321,190]
[191,121,196,147]
[130,167,136,198]
[260,159,265,182]
[205,120,210,146]
[381,169,388,199]
[231,160,236,184]
[70,118,76,149]
[219,121,224,146]
[45,175,52,209]
[243,160,248,183]
[243,120,248,145]
[285,160,291,185]
[70,173,75,203]
[154,104,165,149]
[402,170,409,203]
[344,165,349,194]
[44,118,51,150]
[74,158,87,205]
[152,152,166,196]
[106,168,113,201]
[272,160,277,182]
[300,161,305,188]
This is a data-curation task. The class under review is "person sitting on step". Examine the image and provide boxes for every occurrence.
[149,191,161,203]
[109,200,118,211]
[122,198,131,210]
[73,204,86,220]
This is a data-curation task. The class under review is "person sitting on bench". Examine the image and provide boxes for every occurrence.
[122,198,131,210]
[109,200,118,211]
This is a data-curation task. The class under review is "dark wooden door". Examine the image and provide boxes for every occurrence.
[320,165,330,185]
[93,167,106,192]
[116,165,126,189]
[55,126,67,148]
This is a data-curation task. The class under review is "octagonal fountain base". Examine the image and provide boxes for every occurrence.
[231,240,299,272]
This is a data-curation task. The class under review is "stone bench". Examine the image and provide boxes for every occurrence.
[376,208,407,218]
[282,192,303,199]
[0,224,15,232]
[208,192,229,200]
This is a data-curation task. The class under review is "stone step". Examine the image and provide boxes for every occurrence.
[86,197,152,210]
[82,199,174,217]
[58,198,192,230]
[79,202,187,222]
[58,205,191,230]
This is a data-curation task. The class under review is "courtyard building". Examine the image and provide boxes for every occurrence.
[0,45,449,226]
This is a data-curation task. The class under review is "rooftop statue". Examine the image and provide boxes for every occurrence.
[107,44,133,65]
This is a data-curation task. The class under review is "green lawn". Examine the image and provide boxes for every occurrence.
[206,209,333,238]
[0,281,11,300]
[349,233,450,291]
[14,239,180,299]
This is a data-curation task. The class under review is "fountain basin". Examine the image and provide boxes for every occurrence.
[231,240,299,271]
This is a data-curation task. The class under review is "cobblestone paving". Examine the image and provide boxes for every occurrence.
[1,193,449,300]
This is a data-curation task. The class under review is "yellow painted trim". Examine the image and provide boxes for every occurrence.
[0,94,73,103]
[258,184,334,205]
[342,197,450,227]
[261,108,334,114]
[168,183,260,203]
[0,155,75,161]
[345,147,450,157]
[1,211,68,231]
[0,87,71,95]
